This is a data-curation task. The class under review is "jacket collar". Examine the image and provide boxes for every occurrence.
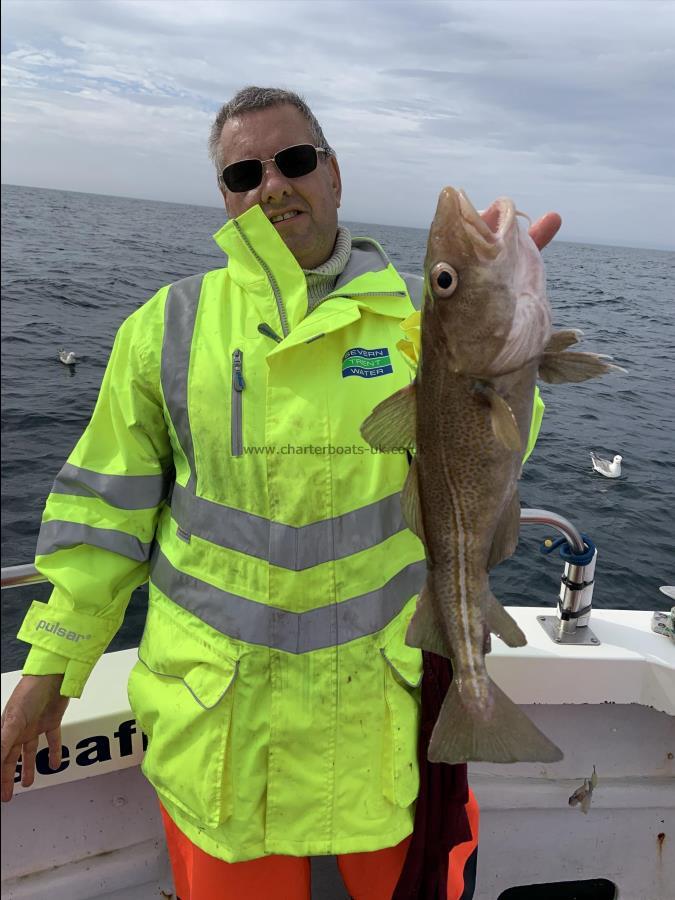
[213,205,415,344]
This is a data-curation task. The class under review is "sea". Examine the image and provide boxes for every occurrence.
[1,183,673,672]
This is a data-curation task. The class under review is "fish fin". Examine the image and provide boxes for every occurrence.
[477,384,522,452]
[485,593,527,647]
[401,457,426,544]
[406,583,451,658]
[360,383,416,451]
[428,678,564,764]
[544,329,583,353]
[539,350,626,384]
[487,490,521,569]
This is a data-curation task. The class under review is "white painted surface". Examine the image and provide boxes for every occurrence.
[2,608,674,898]
[0,766,174,899]
[470,702,675,899]
[2,648,143,795]
[486,608,675,715]
[477,807,670,900]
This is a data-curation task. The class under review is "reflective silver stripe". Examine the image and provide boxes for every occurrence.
[400,272,424,310]
[170,485,407,569]
[150,548,425,653]
[335,239,389,287]
[161,274,204,491]
[51,463,171,510]
[36,520,153,562]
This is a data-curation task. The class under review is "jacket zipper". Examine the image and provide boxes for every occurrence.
[231,349,245,457]
[322,290,407,303]
[258,322,283,343]
[233,220,289,337]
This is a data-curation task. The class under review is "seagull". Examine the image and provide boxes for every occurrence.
[58,349,77,366]
[590,451,622,478]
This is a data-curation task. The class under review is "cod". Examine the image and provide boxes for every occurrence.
[362,187,620,765]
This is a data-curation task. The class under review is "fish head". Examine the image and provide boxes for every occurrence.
[422,187,551,376]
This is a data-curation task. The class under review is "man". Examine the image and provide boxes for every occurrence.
[1,87,560,899]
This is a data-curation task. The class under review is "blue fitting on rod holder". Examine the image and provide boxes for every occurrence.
[538,532,600,646]
[540,533,596,568]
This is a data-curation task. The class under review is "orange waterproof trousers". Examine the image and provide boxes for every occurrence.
[160,789,479,900]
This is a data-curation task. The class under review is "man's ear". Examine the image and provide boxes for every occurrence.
[329,155,342,210]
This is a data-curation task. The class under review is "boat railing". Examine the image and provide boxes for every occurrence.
[0,507,599,645]
[1,563,45,590]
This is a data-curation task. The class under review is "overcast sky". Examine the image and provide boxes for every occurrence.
[2,0,674,249]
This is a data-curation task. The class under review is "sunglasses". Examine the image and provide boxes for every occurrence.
[221,143,329,193]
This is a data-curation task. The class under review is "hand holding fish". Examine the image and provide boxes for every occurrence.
[361,187,622,766]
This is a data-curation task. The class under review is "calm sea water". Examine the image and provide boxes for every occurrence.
[1,184,674,671]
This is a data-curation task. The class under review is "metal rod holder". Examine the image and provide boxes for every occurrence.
[520,508,601,647]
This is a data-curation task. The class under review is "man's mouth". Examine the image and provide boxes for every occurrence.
[270,210,301,224]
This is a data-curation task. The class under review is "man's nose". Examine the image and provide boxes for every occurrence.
[260,159,292,204]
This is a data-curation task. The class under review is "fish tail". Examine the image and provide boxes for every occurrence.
[428,677,563,764]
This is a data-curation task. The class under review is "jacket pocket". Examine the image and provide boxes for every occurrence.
[127,611,240,828]
[231,348,245,457]
[380,612,423,808]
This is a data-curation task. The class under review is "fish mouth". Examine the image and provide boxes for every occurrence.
[457,190,516,258]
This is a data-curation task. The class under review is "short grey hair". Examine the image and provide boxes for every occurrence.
[208,86,334,173]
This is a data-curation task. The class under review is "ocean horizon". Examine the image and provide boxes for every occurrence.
[2,181,671,254]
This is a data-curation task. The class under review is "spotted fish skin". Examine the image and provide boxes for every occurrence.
[416,364,536,715]
[414,189,559,762]
[362,186,620,764]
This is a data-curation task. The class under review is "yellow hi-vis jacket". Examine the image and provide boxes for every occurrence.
[18,205,430,861]
[18,205,545,862]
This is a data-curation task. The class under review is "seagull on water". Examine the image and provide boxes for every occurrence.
[58,349,77,366]
[590,451,622,478]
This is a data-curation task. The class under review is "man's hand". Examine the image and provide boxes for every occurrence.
[529,212,562,252]
[1,675,70,802]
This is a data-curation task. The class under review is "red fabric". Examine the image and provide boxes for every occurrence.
[337,836,412,900]
[160,791,479,900]
[447,790,480,900]
[392,651,474,900]
[161,805,311,899]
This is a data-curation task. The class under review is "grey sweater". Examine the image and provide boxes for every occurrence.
[303,225,352,314]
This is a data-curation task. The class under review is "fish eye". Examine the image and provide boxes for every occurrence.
[431,263,458,298]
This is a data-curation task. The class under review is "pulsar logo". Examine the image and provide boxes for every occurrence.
[35,620,92,642]
[342,347,393,379]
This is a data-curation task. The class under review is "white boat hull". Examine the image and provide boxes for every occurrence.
[2,608,673,899]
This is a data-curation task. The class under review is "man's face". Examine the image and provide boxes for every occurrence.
[217,104,342,269]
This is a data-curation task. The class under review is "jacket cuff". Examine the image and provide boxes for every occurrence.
[21,648,95,698]
[17,600,118,664]
[60,659,96,698]
[22,646,68,676]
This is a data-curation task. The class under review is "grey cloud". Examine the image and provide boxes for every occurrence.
[1,0,673,248]
[379,62,675,183]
